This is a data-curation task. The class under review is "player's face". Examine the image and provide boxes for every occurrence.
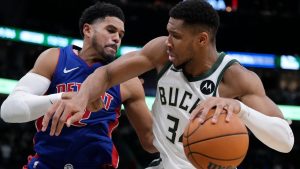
[91,16,125,61]
[166,17,197,69]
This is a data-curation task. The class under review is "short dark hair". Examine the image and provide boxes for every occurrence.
[169,0,219,40]
[79,2,125,37]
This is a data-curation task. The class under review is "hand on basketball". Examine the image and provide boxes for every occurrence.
[190,97,241,124]
[42,93,90,136]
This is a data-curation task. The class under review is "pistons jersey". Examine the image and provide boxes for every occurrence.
[29,45,121,169]
[151,53,238,169]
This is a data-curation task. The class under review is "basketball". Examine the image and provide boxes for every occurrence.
[183,109,249,169]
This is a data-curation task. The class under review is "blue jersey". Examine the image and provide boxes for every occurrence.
[27,46,122,169]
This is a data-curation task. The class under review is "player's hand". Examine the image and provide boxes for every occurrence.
[42,96,87,136]
[190,97,240,124]
[61,92,77,99]
[86,98,104,112]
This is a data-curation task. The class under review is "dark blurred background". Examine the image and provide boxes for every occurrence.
[0,0,300,168]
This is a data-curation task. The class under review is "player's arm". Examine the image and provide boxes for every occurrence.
[121,78,158,153]
[79,36,168,105]
[233,66,294,153]
[0,48,63,123]
[57,36,169,127]
[191,64,294,153]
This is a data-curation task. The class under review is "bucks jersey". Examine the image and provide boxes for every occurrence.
[151,53,238,169]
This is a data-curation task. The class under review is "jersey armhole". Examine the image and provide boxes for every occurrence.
[213,59,239,96]
[157,61,172,80]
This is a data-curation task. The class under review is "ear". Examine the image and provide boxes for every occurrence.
[197,32,209,46]
[82,23,93,38]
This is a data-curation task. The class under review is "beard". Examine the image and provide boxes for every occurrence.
[92,37,117,65]
[173,60,187,70]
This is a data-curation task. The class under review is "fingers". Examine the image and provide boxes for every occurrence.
[197,98,217,123]
[50,102,66,136]
[66,112,83,127]
[191,97,239,124]
[211,104,223,124]
[54,106,71,136]
[42,101,60,132]
[190,103,203,120]
[43,100,76,136]
[225,104,234,122]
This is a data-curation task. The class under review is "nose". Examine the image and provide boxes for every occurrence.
[165,35,172,48]
[112,33,121,44]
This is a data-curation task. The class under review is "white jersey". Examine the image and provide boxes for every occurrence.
[151,53,238,169]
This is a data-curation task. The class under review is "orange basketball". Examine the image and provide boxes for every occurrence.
[183,108,249,169]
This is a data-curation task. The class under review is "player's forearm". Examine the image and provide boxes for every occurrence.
[0,73,62,123]
[77,67,111,104]
[237,101,294,153]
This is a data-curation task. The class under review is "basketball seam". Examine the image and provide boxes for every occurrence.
[184,113,224,138]
[183,132,248,147]
[189,151,247,161]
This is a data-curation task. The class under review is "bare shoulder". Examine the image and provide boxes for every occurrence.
[141,36,169,70]
[120,77,145,102]
[222,63,265,97]
[31,48,60,80]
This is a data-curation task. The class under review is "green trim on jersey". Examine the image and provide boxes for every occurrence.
[184,52,226,82]
[213,59,239,96]
[157,61,172,80]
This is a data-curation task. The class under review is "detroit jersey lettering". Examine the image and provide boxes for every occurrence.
[32,45,121,168]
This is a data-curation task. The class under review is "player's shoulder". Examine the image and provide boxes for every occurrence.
[36,47,60,62]
[223,63,263,94]
[31,47,60,79]
[226,63,259,81]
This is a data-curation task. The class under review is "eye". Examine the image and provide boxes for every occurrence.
[119,33,124,39]
[170,33,180,39]
[107,28,116,33]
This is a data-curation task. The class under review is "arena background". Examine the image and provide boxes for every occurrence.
[0,0,299,168]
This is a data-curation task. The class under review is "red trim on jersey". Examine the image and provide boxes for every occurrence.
[22,154,39,169]
[35,116,44,132]
[108,106,121,168]
[111,144,119,168]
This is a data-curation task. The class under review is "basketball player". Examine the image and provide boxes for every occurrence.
[43,0,294,168]
[0,2,157,169]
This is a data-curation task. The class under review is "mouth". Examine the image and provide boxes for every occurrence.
[167,50,175,61]
[106,45,117,53]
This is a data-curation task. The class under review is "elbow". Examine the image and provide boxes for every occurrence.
[1,97,30,123]
[274,123,295,153]
[280,133,294,153]
[1,101,13,123]
[280,120,295,153]
[1,100,11,122]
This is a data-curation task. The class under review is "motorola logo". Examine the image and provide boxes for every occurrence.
[200,80,215,95]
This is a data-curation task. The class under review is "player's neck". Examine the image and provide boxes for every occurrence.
[184,48,218,77]
[78,46,102,65]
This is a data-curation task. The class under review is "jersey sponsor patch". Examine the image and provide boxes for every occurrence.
[200,80,215,95]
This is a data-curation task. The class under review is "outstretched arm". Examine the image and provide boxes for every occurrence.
[43,36,169,136]
[190,64,294,153]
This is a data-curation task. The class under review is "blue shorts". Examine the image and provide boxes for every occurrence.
[23,155,116,169]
